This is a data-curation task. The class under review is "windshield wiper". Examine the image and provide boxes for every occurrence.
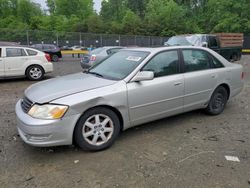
[87,71,103,78]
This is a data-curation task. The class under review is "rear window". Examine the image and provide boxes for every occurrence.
[6,48,27,57]
[0,48,1,57]
[26,49,38,56]
[90,48,105,55]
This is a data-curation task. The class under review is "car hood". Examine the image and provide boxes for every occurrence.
[25,73,117,103]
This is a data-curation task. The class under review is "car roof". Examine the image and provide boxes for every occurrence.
[122,46,213,53]
[172,34,216,37]
[100,46,124,49]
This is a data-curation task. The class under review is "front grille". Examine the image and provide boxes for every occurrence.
[21,97,33,113]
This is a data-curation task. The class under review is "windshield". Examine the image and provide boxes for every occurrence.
[166,35,203,46]
[88,50,149,80]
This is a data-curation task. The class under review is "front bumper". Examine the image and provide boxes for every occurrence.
[15,100,80,147]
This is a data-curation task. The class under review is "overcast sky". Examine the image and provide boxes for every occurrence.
[33,0,102,13]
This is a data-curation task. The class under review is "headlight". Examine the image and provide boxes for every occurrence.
[28,104,68,120]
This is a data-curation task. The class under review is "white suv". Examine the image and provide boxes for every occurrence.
[0,46,53,80]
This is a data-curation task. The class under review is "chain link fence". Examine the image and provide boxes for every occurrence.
[0,28,169,47]
[1,28,250,49]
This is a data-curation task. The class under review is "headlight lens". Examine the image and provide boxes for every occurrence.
[28,104,68,119]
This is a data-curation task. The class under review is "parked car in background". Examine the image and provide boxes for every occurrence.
[31,44,62,62]
[72,46,83,51]
[16,46,243,151]
[80,46,124,69]
[165,33,243,61]
[0,46,53,80]
[60,46,73,51]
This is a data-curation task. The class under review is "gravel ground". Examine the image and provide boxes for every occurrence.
[0,55,250,188]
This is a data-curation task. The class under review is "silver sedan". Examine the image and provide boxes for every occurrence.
[15,46,244,151]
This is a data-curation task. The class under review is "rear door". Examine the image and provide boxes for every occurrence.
[0,47,4,77]
[4,48,28,76]
[127,50,184,125]
[181,49,218,111]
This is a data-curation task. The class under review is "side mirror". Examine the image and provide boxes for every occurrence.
[131,71,154,82]
[202,42,208,47]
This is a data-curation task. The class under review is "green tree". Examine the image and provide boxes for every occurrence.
[54,0,93,19]
[122,10,141,34]
[201,0,250,34]
[17,0,42,24]
[126,0,149,18]
[100,0,127,21]
[46,0,56,15]
[145,0,188,36]
[86,14,104,33]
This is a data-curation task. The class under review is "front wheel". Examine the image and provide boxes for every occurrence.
[73,107,120,151]
[26,65,44,81]
[205,86,228,115]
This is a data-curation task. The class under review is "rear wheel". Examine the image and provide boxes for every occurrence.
[26,65,44,81]
[233,54,238,61]
[74,107,120,151]
[205,86,228,115]
[52,54,59,62]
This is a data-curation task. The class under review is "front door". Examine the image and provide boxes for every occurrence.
[127,50,184,126]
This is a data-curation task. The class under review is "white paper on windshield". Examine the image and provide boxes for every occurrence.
[126,56,142,62]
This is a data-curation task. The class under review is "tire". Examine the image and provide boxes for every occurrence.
[73,107,121,151]
[52,54,59,62]
[26,65,44,81]
[205,86,228,115]
[232,54,238,62]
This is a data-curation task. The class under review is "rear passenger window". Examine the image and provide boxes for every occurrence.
[211,56,224,68]
[26,49,38,56]
[142,50,178,77]
[6,48,27,57]
[183,50,211,72]
[0,48,2,57]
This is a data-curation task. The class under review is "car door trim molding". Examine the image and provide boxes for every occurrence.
[183,88,213,98]
[130,105,183,123]
[130,94,183,109]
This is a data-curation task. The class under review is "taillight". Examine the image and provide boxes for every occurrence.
[241,72,244,80]
[90,55,96,61]
[45,53,51,62]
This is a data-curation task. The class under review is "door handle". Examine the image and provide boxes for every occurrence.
[174,82,182,86]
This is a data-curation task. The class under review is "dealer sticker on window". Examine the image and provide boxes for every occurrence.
[126,56,142,62]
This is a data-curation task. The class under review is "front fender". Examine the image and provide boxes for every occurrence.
[52,81,131,130]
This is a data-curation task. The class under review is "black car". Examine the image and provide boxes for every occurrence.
[31,44,62,62]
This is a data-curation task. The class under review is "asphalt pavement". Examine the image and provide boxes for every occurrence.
[0,55,250,188]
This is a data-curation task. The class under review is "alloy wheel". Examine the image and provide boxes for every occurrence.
[82,114,114,146]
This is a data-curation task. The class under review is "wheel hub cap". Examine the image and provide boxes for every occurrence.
[82,114,114,146]
[30,68,42,79]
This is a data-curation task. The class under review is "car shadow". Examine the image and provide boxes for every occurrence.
[23,109,207,154]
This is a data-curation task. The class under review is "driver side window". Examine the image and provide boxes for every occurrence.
[142,50,178,77]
